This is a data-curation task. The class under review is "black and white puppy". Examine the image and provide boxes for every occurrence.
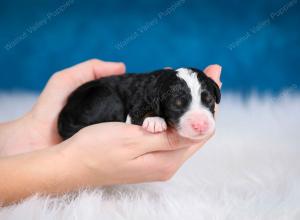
[58,68,221,140]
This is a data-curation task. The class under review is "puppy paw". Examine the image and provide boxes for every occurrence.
[142,117,167,133]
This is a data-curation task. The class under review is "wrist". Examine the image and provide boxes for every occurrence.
[0,114,53,156]
[57,136,108,188]
[55,139,96,188]
[0,118,24,155]
[40,144,89,194]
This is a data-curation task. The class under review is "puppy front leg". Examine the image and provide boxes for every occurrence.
[142,116,167,133]
[129,103,167,133]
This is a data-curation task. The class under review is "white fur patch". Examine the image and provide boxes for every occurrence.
[125,115,132,124]
[142,116,167,133]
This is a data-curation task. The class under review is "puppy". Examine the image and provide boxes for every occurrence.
[58,68,221,140]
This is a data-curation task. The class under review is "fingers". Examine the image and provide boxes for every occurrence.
[125,126,194,157]
[203,64,222,88]
[145,135,208,165]
[84,122,198,158]
[50,59,125,91]
[33,59,125,123]
[62,59,125,84]
[76,122,196,159]
[133,139,207,181]
[131,147,188,181]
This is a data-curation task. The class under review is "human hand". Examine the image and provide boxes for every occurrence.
[57,64,222,185]
[0,59,126,156]
[0,63,221,205]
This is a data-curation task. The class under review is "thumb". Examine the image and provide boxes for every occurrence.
[203,64,222,88]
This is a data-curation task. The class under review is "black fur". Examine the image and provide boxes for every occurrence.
[58,68,221,140]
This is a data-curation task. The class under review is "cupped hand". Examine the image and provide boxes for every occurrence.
[1,59,125,155]
[57,64,223,185]
[0,60,222,204]
[30,59,126,145]
[1,59,222,183]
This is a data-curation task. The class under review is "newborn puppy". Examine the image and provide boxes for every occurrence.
[58,68,221,140]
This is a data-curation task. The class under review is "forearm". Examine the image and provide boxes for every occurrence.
[0,144,84,206]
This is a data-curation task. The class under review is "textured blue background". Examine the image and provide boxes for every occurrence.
[0,0,299,93]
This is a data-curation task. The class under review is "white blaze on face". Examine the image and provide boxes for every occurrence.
[176,68,215,139]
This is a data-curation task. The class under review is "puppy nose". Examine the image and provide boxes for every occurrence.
[191,121,209,133]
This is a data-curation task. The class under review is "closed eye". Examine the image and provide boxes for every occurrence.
[201,92,214,104]
[168,97,188,110]
[175,98,183,107]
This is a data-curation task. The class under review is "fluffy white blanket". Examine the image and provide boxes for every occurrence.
[0,92,299,220]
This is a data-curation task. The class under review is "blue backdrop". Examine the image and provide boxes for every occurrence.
[0,0,299,93]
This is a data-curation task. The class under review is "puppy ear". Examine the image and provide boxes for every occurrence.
[206,77,221,104]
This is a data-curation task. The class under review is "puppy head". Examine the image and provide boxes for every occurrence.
[158,68,221,140]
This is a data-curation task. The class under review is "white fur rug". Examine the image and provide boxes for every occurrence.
[0,92,299,220]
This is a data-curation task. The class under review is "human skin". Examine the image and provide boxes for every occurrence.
[0,59,222,206]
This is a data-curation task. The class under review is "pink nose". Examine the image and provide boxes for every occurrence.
[191,121,209,133]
